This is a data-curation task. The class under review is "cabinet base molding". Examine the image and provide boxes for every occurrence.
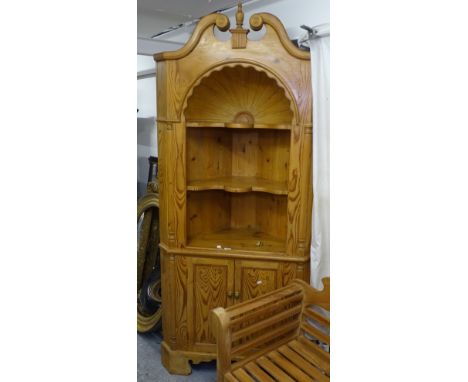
[161,341,216,375]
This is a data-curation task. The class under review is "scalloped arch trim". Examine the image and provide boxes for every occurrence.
[182,61,299,125]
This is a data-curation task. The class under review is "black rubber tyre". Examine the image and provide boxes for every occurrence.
[139,268,162,316]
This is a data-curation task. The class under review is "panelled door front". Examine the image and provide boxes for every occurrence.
[187,257,235,351]
[234,260,282,303]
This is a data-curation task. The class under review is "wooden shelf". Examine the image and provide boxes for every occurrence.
[187,227,286,253]
[186,121,291,130]
[187,176,288,195]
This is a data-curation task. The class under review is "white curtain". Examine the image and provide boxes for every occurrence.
[301,27,330,288]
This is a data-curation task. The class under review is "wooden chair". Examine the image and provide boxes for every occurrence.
[211,278,330,382]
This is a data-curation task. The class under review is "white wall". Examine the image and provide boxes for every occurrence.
[251,0,329,40]
[160,0,329,44]
[137,57,157,197]
[137,55,155,72]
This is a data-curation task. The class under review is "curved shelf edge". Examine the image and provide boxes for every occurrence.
[187,177,288,195]
[186,121,291,130]
[250,186,287,195]
[160,243,308,262]
[187,227,286,254]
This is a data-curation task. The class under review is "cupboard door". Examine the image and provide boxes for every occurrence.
[187,257,235,348]
[234,260,281,303]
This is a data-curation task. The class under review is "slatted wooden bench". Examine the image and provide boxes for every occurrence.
[211,278,330,382]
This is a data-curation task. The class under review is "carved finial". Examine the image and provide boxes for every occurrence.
[230,1,249,49]
[236,2,244,28]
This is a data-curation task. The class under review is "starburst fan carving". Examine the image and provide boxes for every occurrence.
[184,66,294,125]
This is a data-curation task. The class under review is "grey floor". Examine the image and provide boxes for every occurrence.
[137,331,217,382]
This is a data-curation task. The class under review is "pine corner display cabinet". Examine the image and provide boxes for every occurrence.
[154,3,312,375]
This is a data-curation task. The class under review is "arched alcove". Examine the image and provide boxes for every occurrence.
[184,65,294,125]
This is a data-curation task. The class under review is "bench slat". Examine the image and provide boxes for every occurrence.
[301,321,330,345]
[227,284,302,319]
[298,335,330,361]
[225,372,239,382]
[303,307,330,326]
[230,334,300,374]
[278,344,330,382]
[245,362,275,382]
[266,350,312,382]
[233,368,256,382]
[288,339,330,374]
[229,293,303,327]
[256,356,295,382]
[232,319,300,356]
[232,304,302,341]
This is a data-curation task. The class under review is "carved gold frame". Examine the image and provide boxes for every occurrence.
[137,192,162,333]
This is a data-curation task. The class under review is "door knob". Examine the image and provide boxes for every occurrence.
[234,291,240,299]
[227,291,233,298]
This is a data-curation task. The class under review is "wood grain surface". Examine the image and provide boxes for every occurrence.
[187,257,235,346]
[156,4,312,373]
[184,66,293,125]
